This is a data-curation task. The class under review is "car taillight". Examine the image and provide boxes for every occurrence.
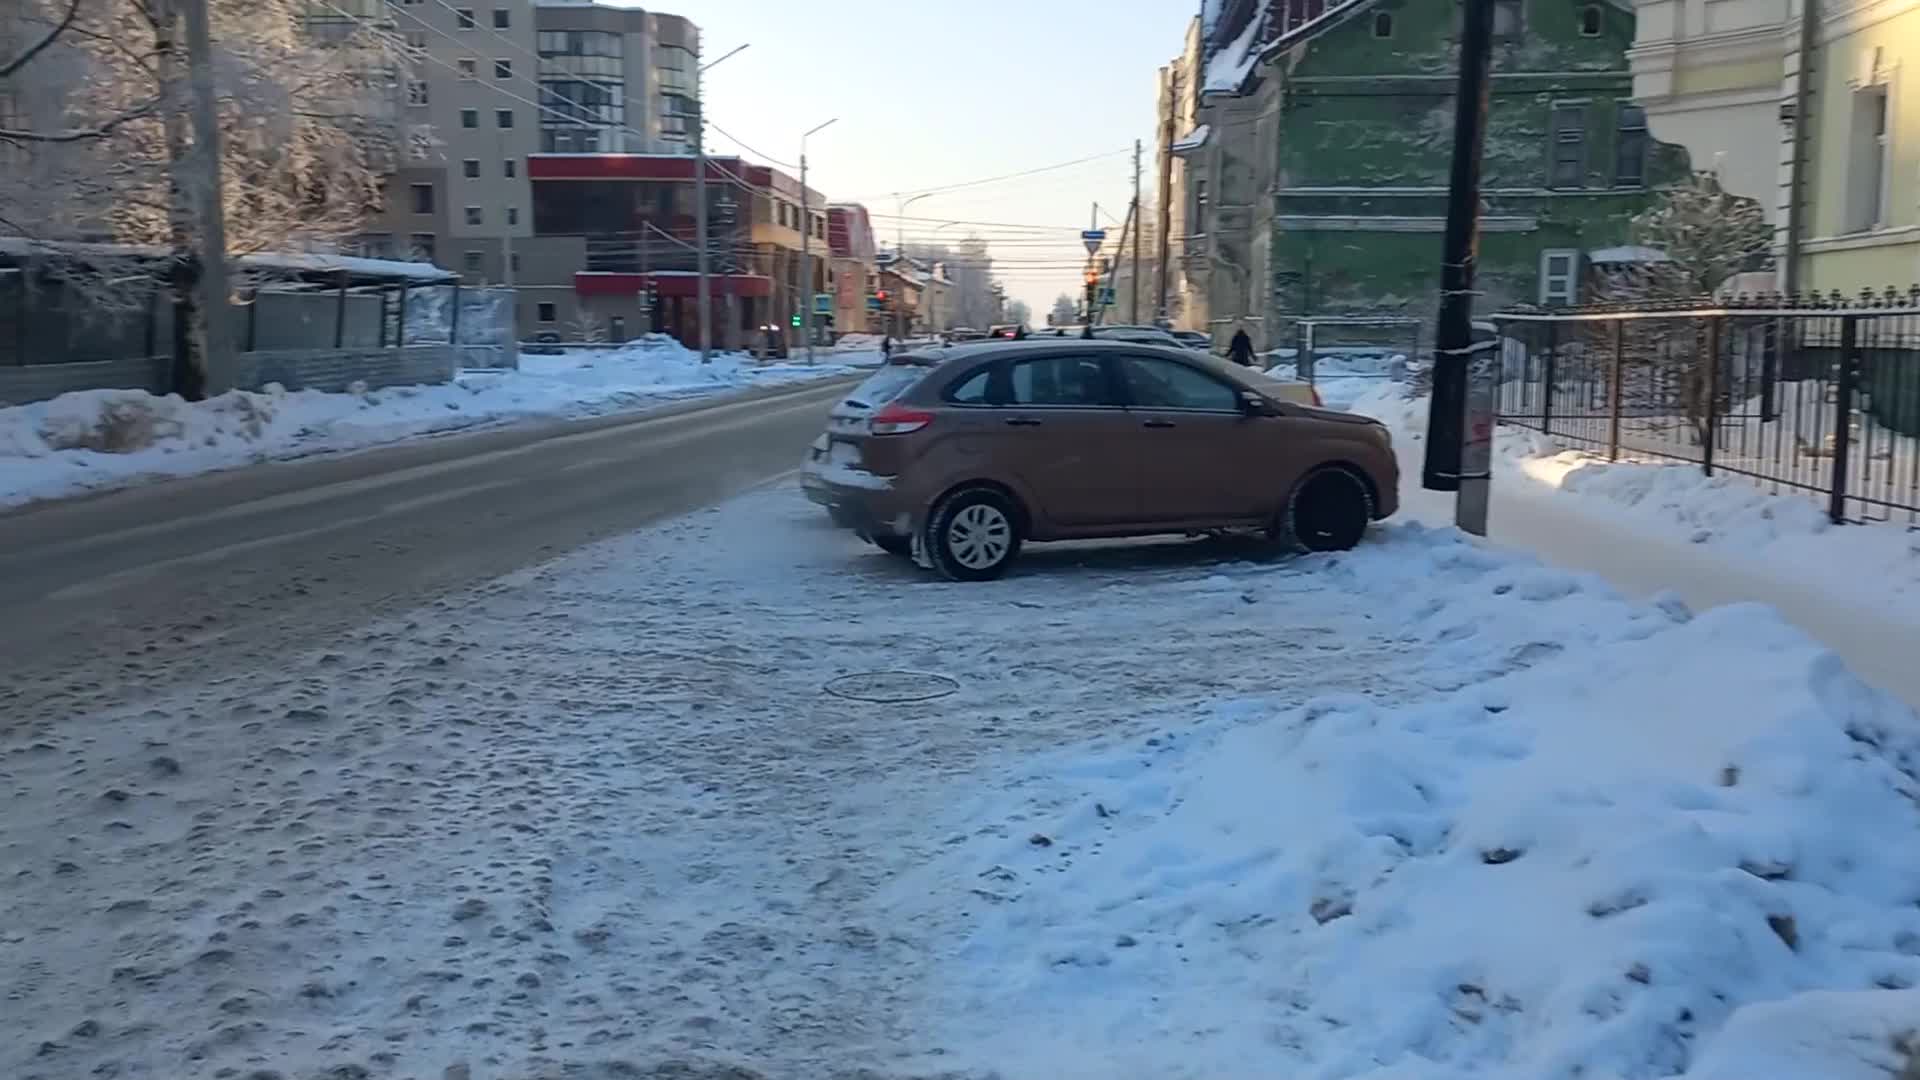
[869,403,933,435]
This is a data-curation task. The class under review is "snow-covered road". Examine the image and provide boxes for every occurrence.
[7,483,1918,1080]
[1,486,1431,1080]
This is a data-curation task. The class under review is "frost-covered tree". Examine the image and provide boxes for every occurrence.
[1,0,400,396]
[1048,294,1078,327]
[1004,298,1031,328]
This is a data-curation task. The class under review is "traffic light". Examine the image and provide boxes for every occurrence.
[1083,269,1100,286]
[790,313,801,327]
[876,290,889,302]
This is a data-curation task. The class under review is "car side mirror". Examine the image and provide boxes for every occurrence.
[1238,390,1274,416]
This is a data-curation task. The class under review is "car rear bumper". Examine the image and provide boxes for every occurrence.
[820,474,915,540]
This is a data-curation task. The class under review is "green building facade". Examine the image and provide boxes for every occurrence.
[1259,0,1691,347]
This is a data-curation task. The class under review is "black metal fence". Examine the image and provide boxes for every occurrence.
[1492,290,1920,526]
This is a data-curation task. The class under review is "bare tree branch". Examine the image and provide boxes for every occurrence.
[0,0,84,81]
[0,101,158,144]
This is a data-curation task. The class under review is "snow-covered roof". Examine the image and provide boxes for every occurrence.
[1587,245,1671,265]
[0,236,457,283]
[1203,14,1265,94]
[1171,124,1211,154]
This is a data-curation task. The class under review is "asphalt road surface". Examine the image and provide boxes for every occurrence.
[0,376,858,735]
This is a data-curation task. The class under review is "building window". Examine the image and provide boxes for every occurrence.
[494,58,512,80]
[1549,103,1586,188]
[410,233,436,262]
[410,183,434,213]
[1193,177,1209,229]
[1494,0,1523,36]
[538,302,557,323]
[1614,104,1648,186]
[460,108,478,129]
[503,159,517,177]
[463,251,483,273]
[1579,3,1603,35]
[608,316,626,341]
[492,8,509,29]
[496,108,514,128]
[464,206,483,225]
[1847,87,1890,232]
[461,158,480,178]
[403,31,427,53]
[509,253,521,273]
[454,7,474,29]
[506,207,519,226]
[1539,249,1579,306]
[457,57,477,79]
[406,80,429,106]
[1372,11,1393,37]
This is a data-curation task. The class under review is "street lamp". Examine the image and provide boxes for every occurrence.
[799,116,837,365]
[693,43,748,363]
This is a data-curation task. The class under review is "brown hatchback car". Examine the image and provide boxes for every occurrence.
[814,339,1399,580]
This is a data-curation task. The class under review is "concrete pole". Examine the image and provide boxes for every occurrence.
[1131,139,1143,325]
[694,78,711,362]
[801,152,812,364]
[181,0,231,385]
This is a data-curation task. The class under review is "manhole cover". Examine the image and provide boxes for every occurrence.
[824,671,960,703]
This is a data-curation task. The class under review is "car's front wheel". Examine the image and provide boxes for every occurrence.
[1280,467,1374,552]
[924,487,1023,581]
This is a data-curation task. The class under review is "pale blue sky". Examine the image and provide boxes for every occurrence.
[610,0,1196,317]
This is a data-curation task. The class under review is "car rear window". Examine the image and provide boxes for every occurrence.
[842,362,931,410]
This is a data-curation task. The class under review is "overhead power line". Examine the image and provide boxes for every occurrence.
[846,148,1133,202]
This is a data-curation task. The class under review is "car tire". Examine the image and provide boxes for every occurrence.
[923,487,1023,581]
[871,534,913,557]
[1279,467,1373,553]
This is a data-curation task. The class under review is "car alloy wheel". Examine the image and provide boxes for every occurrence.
[946,503,1012,570]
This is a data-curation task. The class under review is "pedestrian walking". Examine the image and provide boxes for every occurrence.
[881,334,892,360]
[1227,327,1256,367]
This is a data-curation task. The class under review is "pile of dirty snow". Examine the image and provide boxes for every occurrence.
[0,338,851,507]
[894,525,1920,1080]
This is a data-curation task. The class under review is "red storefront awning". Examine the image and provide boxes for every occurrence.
[574,271,772,298]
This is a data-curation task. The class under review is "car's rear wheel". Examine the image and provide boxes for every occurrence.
[1281,467,1373,552]
[871,534,913,557]
[924,487,1023,581]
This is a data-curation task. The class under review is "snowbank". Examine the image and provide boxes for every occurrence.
[0,337,852,507]
[1341,382,1920,622]
[900,525,1920,1080]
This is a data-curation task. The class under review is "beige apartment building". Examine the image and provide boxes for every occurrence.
[1630,0,1920,292]
[358,0,699,318]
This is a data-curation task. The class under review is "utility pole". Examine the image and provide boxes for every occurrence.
[693,87,711,362]
[181,0,230,393]
[1156,71,1176,323]
[1130,139,1143,324]
[1422,0,1496,534]
[1082,202,1098,336]
[799,118,837,366]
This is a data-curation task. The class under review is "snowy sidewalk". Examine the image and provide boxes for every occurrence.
[0,337,870,509]
[1349,384,1920,711]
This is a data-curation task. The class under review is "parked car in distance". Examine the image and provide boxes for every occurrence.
[1171,330,1211,351]
[811,339,1398,580]
[1090,325,1185,347]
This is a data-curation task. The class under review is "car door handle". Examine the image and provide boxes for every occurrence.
[1142,419,1176,429]
[1003,417,1042,427]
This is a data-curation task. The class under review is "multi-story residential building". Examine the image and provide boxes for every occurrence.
[827,204,878,336]
[520,153,830,348]
[1631,0,1919,293]
[533,2,697,154]
[1156,16,1209,332]
[1188,0,1686,348]
[358,0,702,329]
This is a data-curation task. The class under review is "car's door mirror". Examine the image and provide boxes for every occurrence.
[1238,389,1274,416]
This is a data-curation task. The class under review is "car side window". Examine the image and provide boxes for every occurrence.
[944,365,992,404]
[1120,356,1239,412]
[1006,355,1118,407]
